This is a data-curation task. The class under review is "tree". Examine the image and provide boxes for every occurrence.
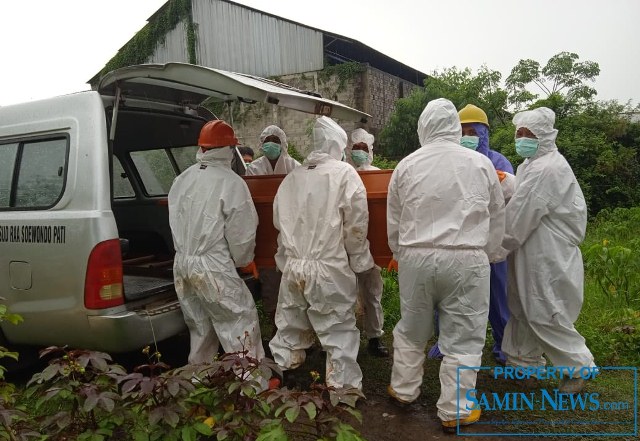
[378,66,508,158]
[377,52,639,215]
[554,100,640,214]
[506,51,600,114]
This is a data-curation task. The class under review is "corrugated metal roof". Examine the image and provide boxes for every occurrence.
[193,0,324,77]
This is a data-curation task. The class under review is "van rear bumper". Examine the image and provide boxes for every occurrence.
[87,300,186,353]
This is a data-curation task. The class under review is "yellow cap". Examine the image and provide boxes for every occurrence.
[458,104,489,127]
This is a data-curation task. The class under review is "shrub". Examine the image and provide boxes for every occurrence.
[2,339,365,441]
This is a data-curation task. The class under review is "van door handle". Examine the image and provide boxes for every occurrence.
[58,166,63,177]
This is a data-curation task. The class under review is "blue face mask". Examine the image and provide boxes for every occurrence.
[262,142,281,160]
[351,150,369,166]
[460,136,479,150]
[515,137,540,158]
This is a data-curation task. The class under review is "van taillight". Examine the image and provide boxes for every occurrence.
[84,239,124,309]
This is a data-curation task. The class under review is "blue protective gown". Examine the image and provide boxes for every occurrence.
[428,122,512,364]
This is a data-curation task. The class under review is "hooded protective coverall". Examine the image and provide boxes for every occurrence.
[429,121,513,364]
[246,125,300,175]
[387,98,505,421]
[269,116,374,390]
[245,125,299,333]
[345,128,384,341]
[501,107,595,372]
[347,128,380,171]
[168,147,265,364]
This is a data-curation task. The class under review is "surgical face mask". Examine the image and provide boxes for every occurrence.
[515,137,540,158]
[351,150,369,166]
[460,136,479,150]
[262,142,281,160]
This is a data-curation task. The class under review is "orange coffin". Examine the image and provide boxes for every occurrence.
[243,169,393,268]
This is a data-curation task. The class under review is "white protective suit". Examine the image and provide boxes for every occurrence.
[269,116,375,390]
[501,107,595,372]
[168,147,265,364]
[246,125,300,175]
[345,129,384,338]
[347,128,380,171]
[387,98,505,421]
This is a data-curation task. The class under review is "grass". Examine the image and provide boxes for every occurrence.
[369,233,639,439]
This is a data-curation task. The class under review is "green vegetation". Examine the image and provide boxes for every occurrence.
[318,62,367,94]
[0,344,365,440]
[580,207,640,366]
[378,52,640,216]
[374,210,639,438]
[100,0,196,77]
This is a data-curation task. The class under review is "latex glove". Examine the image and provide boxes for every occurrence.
[387,259,398,272]
[497,170,507,182]
[239,261,259,279]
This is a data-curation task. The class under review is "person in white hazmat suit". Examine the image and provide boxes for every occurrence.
[386,98,505,431]
[347,128,380,171]
[500,107,596,394]
[269,116,376,391]
[245,125,300,339]
[246,125,300,176]
[168,120,265,364]
[345,128,389,357]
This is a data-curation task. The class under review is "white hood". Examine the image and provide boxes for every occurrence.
[348,128,375,164]
[196,146,234,167]
[417,98,462,146]
[312,116,347,161]
[259,125,291,158]
[512,107,559,156]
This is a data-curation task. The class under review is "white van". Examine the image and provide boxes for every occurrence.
[0,63,368,353]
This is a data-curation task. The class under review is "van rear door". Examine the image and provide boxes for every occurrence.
[97,62,370,122]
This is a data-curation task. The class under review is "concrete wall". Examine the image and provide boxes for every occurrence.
[215,65,418,159]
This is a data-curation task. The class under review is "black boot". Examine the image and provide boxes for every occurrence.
[368,338,389,357]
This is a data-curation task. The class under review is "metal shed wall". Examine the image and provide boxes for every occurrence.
[147,23,191,64]
[192,0,324,77]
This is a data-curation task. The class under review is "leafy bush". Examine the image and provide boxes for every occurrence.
[584,240,640,307]
[579,206,640,366]
[0,341,366,441]
[371,156,398,170]
[380,269,400,332]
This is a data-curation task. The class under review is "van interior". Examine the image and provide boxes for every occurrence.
[109,106,208,303]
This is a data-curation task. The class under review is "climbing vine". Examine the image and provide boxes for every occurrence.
[318,61,366,93]
[100,0,196,77]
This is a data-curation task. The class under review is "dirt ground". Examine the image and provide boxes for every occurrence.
[276,337,624,441]
[283,342,535,441]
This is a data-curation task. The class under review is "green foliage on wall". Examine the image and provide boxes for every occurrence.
[318,61,366,93]
[100,0,196,77]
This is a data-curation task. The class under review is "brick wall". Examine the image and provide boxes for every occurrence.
[218,66,419,159]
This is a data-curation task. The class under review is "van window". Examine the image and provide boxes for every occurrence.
[113,156,135,198]
[0,137,68,209]
[171,146,199,172]
[130,150,176,196]
[0,143,18,207]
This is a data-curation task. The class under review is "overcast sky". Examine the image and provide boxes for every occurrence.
[1,0,638,107]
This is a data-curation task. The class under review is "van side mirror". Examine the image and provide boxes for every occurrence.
[119,238,130,257]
